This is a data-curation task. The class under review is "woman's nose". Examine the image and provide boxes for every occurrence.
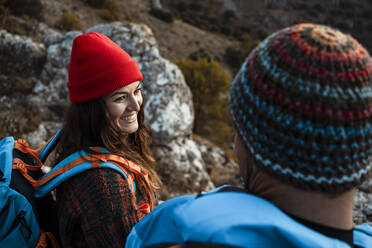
[128,95,140,111]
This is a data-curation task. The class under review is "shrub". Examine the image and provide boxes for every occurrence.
[294,2,308,10]
[165,0,235,37]
[100,9,116,22]
[313,3,324,12]
[0,0,8,27]
[225,34,259,74]
[84,0,104,8]
[361,10,370,19]
[102,0,120,20]
[189,48,214,61]
[189,0,202,11]
[339,1,355,10]
[329,9,343,17]
[175,2,187,12]
[334,21,349,31]
[305,8,319,18]
[57,12,82,31]
[223,10,237,24]
[122,5,133,22]
[223,10,236,19]
[255,28,268,40]
[149,7,174,23]
[4,0,43,20]
[221,25,233,36]
[177,58,233,151]
[84,0,120,21]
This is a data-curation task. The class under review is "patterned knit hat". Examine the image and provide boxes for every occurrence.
[230,23,372,193]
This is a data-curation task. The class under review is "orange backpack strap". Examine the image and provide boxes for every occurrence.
[36,231,60,248]
[94,152,155,211]
[12,139,44,187]
[13,139,42,167]
[34,148,138,200]
[12,130,61,187]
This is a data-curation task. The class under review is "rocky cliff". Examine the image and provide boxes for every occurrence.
[0,22,370,224]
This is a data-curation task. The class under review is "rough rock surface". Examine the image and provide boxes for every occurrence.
[354,179,372,225]
[152,136,215,199]
[0,30,47,138]
[194,136,241,188]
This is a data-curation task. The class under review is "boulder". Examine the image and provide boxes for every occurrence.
[0,30,46,138]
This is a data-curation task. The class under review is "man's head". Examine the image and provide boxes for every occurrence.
[230,23,372,194]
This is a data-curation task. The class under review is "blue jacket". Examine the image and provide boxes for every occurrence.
[126,185,372,248]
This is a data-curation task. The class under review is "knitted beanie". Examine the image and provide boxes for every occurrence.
[67,32,143,104]
[230,23,372,193]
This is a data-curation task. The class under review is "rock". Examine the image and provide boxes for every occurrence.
[363,205,372,218]
[0,105,50,138]
[23,121,61,149]
[359,178,372,193]
[149,0,162,9]
[29,31,80,108]
[0,30,48,137]
[2,15,60,43]
[194,136,241,188]
[353,189,372,225]
[0,30,45,77]
[153,135,242,200]
[153,136,215,199]
[0,29,45,107]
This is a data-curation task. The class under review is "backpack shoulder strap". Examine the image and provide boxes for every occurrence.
[0,136,44,186]
[0,130,61,187]
[0,136,15,187]
[34,147,135,198]
[38,129,62,163]
[354,223,372,248]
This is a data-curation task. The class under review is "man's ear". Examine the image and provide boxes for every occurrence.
[234,134,249,181]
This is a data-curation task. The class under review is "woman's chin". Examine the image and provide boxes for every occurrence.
[120,123,139,135]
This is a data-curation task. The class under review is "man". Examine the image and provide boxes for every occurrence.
[125,23,372,248]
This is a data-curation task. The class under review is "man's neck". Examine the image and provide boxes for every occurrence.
[247,169,355,230]
[258,182,355,230]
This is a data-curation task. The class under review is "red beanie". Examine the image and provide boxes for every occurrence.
[67,32,143,104]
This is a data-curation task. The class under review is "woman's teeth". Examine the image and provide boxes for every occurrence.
[121,114,136,121]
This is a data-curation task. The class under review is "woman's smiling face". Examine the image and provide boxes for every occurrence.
[104,81,143,134]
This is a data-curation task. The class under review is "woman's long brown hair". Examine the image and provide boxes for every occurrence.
[53,95,161,191]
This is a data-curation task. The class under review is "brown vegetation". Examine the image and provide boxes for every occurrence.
[177,57,234,154]
[57,12,82,31]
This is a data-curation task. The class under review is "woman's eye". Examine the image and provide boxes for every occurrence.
[135,88,142,95]
[115,95,127,102]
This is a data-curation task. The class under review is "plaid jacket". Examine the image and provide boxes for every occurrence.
[56,168,153,248]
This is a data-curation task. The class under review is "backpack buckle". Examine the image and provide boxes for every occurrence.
[13,159,27,173]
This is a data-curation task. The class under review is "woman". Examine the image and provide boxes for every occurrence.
[51,32,160,247]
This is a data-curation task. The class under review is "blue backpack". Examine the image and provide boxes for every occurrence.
[0,131,139,248]
[126,185,372,248]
